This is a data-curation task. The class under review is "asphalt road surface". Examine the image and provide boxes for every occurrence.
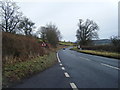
[14,47,120,88]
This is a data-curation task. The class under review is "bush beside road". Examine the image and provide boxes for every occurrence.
[2,32,64,88]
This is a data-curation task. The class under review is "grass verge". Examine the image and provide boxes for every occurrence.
[59,41,75,46]
[2,52,57,88]
[70,47,120,59]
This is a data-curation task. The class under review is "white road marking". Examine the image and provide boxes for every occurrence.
[64,72,70,77]
[70,83,78,90]
[57,53,61,63]
[85,58,91,61]
[60,63,62,66]
[61,67,65,70]
[80,57,91,61]
[80,57,120,70]
[101,63,120,70]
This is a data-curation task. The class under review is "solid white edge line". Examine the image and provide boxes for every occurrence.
[64,72,70,77]
[70,83,78,90]
[61,67,65,70]
[101,63,120,70]
[57,52,61,63]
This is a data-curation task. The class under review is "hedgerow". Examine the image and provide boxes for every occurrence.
[2,32,46,64]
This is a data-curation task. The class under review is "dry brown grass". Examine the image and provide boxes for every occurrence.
[2,32,46,64]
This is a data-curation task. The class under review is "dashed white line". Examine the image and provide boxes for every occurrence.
[57,53,61,63]
[85,58,91,61]
[60,63,62,66]
[61,67,65,70]
[70,83,78,90]
[101,63,120,70]
[64,72,70,77]
[80,57,91,61]
[79,57,120,70]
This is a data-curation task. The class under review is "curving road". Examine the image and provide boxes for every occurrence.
[14,47,119,88]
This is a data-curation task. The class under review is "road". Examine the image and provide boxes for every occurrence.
[14,47,119,88]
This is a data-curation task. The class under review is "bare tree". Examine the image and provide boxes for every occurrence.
[17,17,35,36]
[76,19,99,45]
[0,0,22,33]
[37,23,62,47]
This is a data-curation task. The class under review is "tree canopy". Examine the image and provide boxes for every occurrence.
[0,0,22,33]
[37,23,62,47]
[17,17,35,36]
[76,19,99,45]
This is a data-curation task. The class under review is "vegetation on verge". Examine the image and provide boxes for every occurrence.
[78,36,120,53]
[70,47,120,59]
[3,52,57,88]
[2,32,46,64]
[1,0,62,88]
[59,41,75,46]
[2,32,63,88]
[81,45,119,53]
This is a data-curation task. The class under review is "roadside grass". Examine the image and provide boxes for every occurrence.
[2,52,57,88]
[59,41,75,46]
[70,47,120,59]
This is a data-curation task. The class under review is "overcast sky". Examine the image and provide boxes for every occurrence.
[14,0,118,42]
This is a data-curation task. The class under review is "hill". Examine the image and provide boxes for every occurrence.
[93,39,111,45]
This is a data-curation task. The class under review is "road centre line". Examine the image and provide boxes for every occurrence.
[61,67,65,70]
[101,63,120,70]
[60,63,62,66]
[57,53,61,63]
[70,83,78,90]
[80,56,120,70]
[64,72,70,77]
[80,57,91,61]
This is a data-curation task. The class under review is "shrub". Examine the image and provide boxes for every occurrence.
[2,32,46,64]
[81,45,119,53]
